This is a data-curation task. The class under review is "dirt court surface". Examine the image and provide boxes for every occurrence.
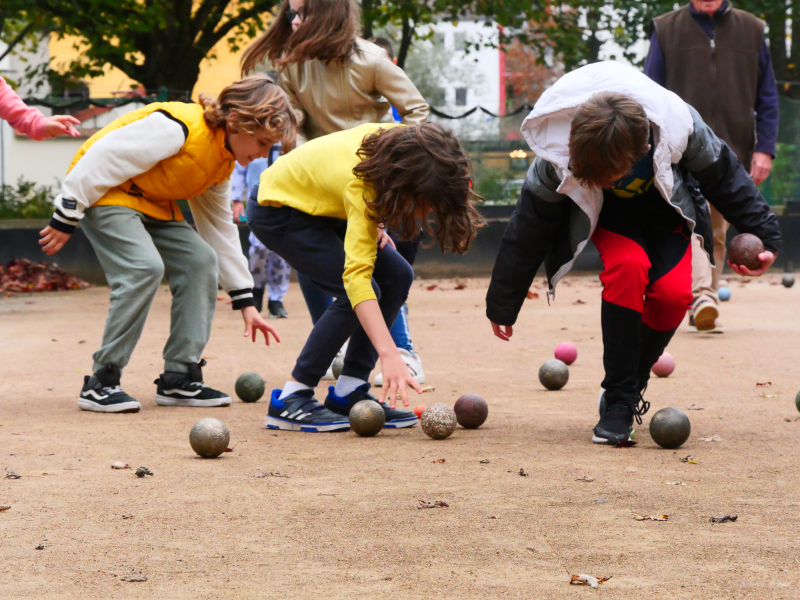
[1,274,799,599]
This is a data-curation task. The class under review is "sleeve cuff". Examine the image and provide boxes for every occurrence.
[229,288,256,310]
[49,212,78,234]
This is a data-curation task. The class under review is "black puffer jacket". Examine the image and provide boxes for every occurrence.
[485,107,782,327]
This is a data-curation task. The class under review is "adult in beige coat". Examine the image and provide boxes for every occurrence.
[241,0,429,143]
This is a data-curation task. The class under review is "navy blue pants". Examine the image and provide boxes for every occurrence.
[247,198,414,386]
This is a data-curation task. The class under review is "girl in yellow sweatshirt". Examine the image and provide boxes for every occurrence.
[39,74,297,414]
[248,122,484,432]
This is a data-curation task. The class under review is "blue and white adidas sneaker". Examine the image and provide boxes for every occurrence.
[264,389,350,432]
[324,383,418,429]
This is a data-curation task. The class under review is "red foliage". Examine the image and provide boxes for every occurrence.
[1,259,91,295]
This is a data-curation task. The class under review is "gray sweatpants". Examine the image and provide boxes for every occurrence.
[80,206,219,375]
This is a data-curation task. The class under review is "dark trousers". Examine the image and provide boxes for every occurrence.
[247,199,414,386]
[592,191,693,405]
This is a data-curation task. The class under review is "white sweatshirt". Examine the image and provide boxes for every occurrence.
[49,112,254,299]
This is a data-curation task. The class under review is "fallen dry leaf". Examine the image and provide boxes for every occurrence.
[756,382,772,387]
[699,435,723,442]
[569,574,612,589]
[0,259,91,295]
[4,468,21,479]
[111,462,130,470]
[418,500,449,509]
[575,476,595,482]
[573,299,586,305]
[120,571,148,582]
[0,506,10,512]
[224,447,234,452]
[680,455,697,464]
[425,284,437,291]
[686,404,704,410]
[710,515,738,524]
[432,458,446,464]
[633,513,668,521]
[254,471,289,478]
[454,284,466,290]
[762,393,779,399]
[479,459,490,464]
[526,290,539,299]
[664,481,686,486]
[135,466,153,477]
[518,468,529,477]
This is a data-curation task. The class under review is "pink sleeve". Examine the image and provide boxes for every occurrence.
[0,76,48,140]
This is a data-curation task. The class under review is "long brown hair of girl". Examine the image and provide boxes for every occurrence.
[241,0,359,74]
[353,124,486,255]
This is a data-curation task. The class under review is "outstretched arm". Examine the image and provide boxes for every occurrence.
[486,158,571,336]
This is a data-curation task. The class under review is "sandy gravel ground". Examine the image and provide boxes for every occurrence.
[1,274,799,599]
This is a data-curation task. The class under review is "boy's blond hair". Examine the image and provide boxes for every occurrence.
[569,92,650,188]
[200,73,297,151]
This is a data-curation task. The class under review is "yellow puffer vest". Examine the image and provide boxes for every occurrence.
[68,102,235,221]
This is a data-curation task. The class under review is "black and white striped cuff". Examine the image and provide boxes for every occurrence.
[229,288,255,310]
[49,208,79,234]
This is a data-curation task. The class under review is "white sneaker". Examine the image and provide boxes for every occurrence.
[374,349,425,386]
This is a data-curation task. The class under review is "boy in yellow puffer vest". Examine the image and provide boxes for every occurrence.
[39,74,297,413]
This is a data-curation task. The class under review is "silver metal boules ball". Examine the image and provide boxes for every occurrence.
[783,274,795,288]
[189,417,230,458]
[349,400,385,437]
[648,407,691,449]
[538,359,569,391]
[332,355,345,379]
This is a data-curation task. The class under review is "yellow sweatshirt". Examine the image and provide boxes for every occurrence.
[257,123,401,308]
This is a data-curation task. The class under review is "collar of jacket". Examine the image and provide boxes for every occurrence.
[688,0,732,22]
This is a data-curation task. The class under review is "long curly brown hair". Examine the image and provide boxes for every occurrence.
[241,0,359,74]
[353,124,485,254]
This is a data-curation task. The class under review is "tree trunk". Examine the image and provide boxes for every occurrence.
[362,0,373,39]
[397,16,412,69]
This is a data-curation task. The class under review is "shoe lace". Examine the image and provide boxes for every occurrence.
[631,384,651,425]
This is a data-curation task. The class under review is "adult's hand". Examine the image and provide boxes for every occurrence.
[232,201,245,223]
[750,152,772,186]
[728,250,776,277]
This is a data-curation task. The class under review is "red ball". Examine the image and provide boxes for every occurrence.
[413,404,426,418]
[554,342,577,365]
[652,352,675,378]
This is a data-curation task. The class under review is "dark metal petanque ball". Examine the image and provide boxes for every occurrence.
[421,403,457,439]
[648,407,691,449]
[234,372,265,403]
[453,394,488,429]
[795,390,800,413]
[349,400,385,437]
[783,274,795,289]
[538,359,569,391]
[727,233,764,270]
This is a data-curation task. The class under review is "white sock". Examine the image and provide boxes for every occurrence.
[279,381,312,400]
[334,375,367,397]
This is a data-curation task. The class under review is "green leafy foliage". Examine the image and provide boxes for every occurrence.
[0,179,57,219]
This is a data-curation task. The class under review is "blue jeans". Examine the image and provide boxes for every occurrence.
[247,200,414,385]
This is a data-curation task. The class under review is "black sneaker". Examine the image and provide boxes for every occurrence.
[264,389,350,432]
[268,300,289,319]
[154,359,231,407]
[592,388,650,445]
[77,365,141,413]
[324,383,418,429]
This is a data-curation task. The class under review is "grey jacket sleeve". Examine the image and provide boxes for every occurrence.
[485,158,572,326]
[680,106,782,253]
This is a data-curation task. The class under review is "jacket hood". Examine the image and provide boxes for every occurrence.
[520,61,694,201]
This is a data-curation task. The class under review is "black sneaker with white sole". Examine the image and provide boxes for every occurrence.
[592,388,650,445]
[324,383,418,429]
[154,359,231,407]
[77,365,141,413]
[268,300,289,319]
[264,389,350,432]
